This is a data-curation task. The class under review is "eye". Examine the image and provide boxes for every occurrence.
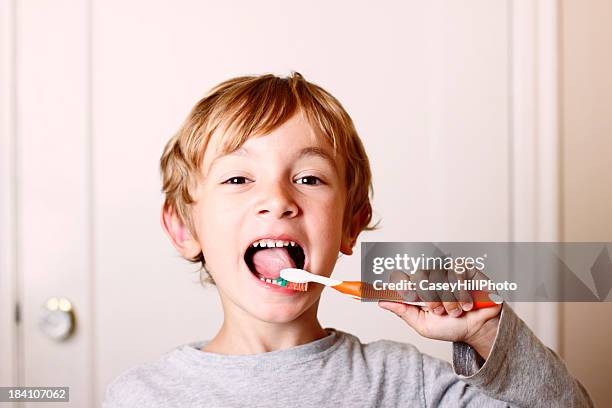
[295,176,323,185]
[222,176,251,185]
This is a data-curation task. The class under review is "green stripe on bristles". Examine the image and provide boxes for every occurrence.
[275,277,288,287]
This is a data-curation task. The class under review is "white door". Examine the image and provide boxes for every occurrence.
[2,1,555,406]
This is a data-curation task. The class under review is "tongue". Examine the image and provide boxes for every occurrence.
[252,247,295,279]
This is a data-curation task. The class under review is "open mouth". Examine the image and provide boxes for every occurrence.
[244,239,306,287]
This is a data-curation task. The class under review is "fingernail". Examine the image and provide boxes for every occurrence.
[461,302,473,311]
[450,308,462,317]
[434,305,445,315]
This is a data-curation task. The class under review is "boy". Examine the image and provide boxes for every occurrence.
[104,73,593,407]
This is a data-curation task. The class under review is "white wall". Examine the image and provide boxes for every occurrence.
[560,0,612,405]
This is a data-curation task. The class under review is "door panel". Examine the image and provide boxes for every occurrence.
[17,1,92,407]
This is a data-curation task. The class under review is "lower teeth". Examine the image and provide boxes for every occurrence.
[259,276,288,287]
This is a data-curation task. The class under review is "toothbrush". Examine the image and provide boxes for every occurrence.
[280,268,502,310]
[264,276,309,291]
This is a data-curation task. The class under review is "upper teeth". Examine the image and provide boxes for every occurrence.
[251,239,296,248]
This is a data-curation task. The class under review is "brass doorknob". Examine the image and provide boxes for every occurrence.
[39,297,76,341]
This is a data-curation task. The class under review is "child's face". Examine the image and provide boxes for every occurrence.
[191,113,352,323]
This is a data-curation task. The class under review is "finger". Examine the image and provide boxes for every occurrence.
[390,269,419,302]
[414,269,443,314]
[469,268,503,305]
[432,269,462,317]
[427,301,445,315]
[427,269,462,316]
[430,269,456,303]
[449,268,473,311]
[473,268,498,294]
[463,266,479,281]
[466,302,503,324]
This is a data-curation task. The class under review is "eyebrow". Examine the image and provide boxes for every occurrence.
[295,146,337,170]
[207,146,250,175]
[207,145,337,174]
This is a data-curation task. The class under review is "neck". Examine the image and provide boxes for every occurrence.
[202,301,328,355]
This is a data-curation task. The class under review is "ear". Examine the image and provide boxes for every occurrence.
[340,203,371,256]
[160,204,202,259]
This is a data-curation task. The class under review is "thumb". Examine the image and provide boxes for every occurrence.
[378,300,408,316]
[378,301,421,328]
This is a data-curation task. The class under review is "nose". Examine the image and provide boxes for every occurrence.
[256,181,299,219]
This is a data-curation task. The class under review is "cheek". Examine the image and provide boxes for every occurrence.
[312,196,346,241]
[199,191,242,233]
[194,195,242,267]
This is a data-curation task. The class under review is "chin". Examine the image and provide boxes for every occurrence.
[249,303,309,324]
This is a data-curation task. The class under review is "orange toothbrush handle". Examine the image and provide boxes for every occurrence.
[331,281,364,297]
[332,282,502,310]
[470,290,502,310]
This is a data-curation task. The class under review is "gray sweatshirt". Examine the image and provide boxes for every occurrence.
[103,304,593,407]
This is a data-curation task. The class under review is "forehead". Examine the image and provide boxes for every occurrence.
[203,113,340,170]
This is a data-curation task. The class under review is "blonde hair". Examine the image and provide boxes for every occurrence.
[159,72,375,284]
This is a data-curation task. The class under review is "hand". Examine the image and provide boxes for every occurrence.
[378,268,502,359]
